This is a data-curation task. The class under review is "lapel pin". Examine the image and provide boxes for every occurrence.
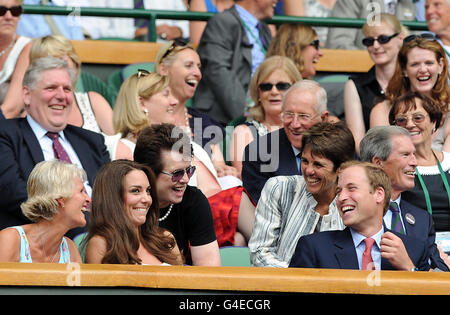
[405,213,415,225]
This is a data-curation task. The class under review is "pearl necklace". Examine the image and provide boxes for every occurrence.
[0,35,16,58]
[159,204,174,222]
[184,107,193,139]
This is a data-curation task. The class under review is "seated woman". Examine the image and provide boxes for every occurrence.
[266,23,323,80]
[85,159,183,265]
[389,92,450,232]
[111,72,255,247]
[228,55,302,175]
[249,122,354,267]
[370,34,450,152]
[0,160,90,263]
[344,13,405,154]
[134,124,221,266]
[0,1,32,119]
[29,35,114,135]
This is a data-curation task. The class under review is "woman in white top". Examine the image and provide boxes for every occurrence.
[0,160,89,263]
[0,0,32,119]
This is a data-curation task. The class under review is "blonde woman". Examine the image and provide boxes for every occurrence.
[0,160,90,263]
[266,23,323,79]
[344,13,406,154]
[229,56,302,175]
[29,35,114,135]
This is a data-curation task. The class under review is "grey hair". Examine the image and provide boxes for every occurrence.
[282,79,327,113]
[20,160,87,222]
[359,125,410,162]
[22,56,76,90]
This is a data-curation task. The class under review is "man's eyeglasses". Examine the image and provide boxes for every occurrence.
[362,33,399,47]
[161,38,190,61]
[137,68,151,79]
[393,113,426,127]
[0,5,22,17]
[161,165,196,182]
[281,111,320,123]
[310,39,320,50]
[403,33,437,44]
[258,82,291,92]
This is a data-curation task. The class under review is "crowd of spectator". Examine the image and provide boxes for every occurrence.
[0,0,450,276]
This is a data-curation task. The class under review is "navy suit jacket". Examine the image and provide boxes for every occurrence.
[289,227,431,271]
[399,198,448,271]
[242,128,299,204]
[0,118,110,231]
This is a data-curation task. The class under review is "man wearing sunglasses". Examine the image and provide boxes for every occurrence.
[242,80,330,204]
[425,0,450,69]
[194,0,276,125]
[134,123,221,266]
[326,0,416,50]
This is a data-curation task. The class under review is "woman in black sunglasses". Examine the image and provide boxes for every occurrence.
[229,55,302,175]
[344,13,405,155]
[370,33,450,152]
[0,0,31,120]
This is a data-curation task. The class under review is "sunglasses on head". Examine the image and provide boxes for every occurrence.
[0,5,22,17]
[258,82,291,92]
[362,32,399,47]
[310,39,320,50]
[161,165,196,182]
[161,38,190,61]
[137,68,151,79]
[403,33,437,43]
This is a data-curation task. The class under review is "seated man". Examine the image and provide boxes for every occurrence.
[0,57,110,237]
[290,161,431,271]
[242,80,330,204]
[134,123,221,266]
[360,126,449,271]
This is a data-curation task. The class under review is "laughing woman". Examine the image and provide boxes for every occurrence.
[370,35,450,152]
[389,92,450,232]
[249,122,354,267]
[85,160,182,265]
[0,160,89,263]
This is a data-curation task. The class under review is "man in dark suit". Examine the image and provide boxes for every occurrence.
[193,0,275,125]
[289,161,431,271]
[242,80,330,203]
[359,126,449,271]
[0,57,110,235]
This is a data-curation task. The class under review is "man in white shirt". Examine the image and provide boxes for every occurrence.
[425,0,450,68]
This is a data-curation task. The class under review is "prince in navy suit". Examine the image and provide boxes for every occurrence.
[0,57,110,234]
[360,126,449,271]
[290,162,432,271]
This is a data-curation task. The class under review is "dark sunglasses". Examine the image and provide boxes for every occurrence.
[310,39,320,50]
[161,38,190,60]
[362,32,399,47]
[258,82,291,92]
[0,5,22,17]
[403,33,437,43]
[137,68,151,79]
[161,165,196,182]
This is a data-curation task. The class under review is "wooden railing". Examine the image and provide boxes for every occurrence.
[71,40,374,73]
[1,262,449,295]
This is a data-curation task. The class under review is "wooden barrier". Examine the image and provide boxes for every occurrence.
[0,262,449,295]
[71,40,374,73]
